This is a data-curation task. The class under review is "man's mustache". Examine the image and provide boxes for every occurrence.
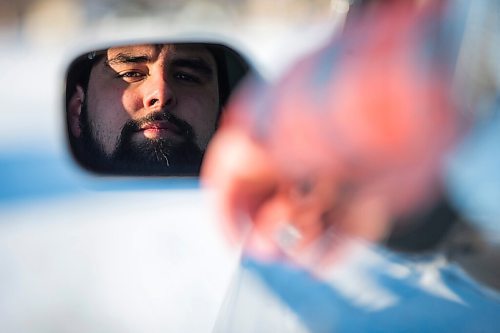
[117,111,195,142]
[121,112,195,139]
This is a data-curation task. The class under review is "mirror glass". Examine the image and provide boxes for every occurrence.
[65,42,250,176]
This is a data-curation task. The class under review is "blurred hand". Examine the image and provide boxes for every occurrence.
[202,1,460,271]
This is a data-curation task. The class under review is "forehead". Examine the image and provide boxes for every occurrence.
[105,44,216,65]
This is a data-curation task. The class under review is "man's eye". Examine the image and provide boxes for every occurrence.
[116,71,145,82]
[175,72,201,83]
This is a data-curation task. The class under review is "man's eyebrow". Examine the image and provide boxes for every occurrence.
[171,58,214,76]
[105,53,151,66]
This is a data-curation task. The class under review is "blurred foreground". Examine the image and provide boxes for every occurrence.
[204,0,500,331]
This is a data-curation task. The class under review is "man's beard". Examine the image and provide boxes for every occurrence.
[77,103,204,176]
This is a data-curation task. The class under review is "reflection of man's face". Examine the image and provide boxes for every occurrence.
[75,44,220,174]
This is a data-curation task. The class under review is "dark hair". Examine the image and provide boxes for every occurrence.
[65,51,104,109]
[65,51,104,158]
[204,44,249,124]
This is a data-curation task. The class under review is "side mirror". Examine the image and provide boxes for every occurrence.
[65,42,251,176]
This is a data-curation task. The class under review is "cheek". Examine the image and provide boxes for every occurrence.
[87,88,137,155]
[121,89,144,114]
[177,89,219,148]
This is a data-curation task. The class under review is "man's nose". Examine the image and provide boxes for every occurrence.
[142,74,176,110]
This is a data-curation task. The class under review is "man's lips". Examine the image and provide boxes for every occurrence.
[137,121,183,140]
